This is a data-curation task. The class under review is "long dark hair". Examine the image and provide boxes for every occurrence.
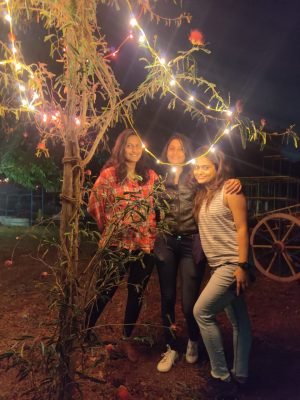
[193,146,233,221]
[103,129,150,184]
[160,132,193,184]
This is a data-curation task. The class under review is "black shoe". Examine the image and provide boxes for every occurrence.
[209,377,238,400]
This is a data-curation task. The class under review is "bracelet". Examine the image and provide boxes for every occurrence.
[238,262,252,271]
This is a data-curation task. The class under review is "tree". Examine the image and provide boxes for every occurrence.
[0,1,298,398]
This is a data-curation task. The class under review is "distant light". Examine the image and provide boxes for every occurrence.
[156,159,161,164]
[224,128,230,134]
[21,99,28,106]
[210,146,216,153]
[15,62,21,71]
[43,113,48,122]
[129,33,134,39]
[226,110,233,117]
[12,46,17,54]
[130,17,137,27]
[19,84,25,92]
[171,166,177,173]
[141,142,146,149]
[75,118,81,126]
[170,79,176,87]
[159,57,166,65]
[189,95,195,102]
[189,159,196,165]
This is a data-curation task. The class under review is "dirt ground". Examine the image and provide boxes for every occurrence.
[0,226,300,400]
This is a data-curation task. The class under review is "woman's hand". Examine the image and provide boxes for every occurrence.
[233,267,249,296]
[224,179,242,194]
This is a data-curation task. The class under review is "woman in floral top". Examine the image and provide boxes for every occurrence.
[86,129,158,361]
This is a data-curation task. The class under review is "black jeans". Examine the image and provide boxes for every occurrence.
[154,234,206,348]
[86,250,155,338]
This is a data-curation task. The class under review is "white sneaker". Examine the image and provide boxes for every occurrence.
[185,339,198,364]
[157,345,178,372]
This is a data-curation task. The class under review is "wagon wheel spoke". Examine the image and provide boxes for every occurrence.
[251,244,272,248]
[265,252,278,273]
[262,221,277,242]
[282,252,296,276]
[281,222,295,243]
[285,245,300,249]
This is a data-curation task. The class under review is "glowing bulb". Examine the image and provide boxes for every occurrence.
[130,17,137,27]
[12,46,17,54]
[15,62,21,71]
[156,159,161,164]
[43,114,48,122]
[5,14,12,22]
[170,79,176,87]
[207,105,211,109]
[19,84,25,92]
[28,104,35,111]
[51,115,57,121]
[171,166,177,173]
[138,34,146,43]
[129,33,134,39]
[141,142,146,149]
[21,99,28,106]
[210,146,216,153]
[32,92,39,100]
[189,95,195,102]
[75,118,81,126]
[112,52,117,57]
[55,111,60,117]
[159,57,166,65]
[189,159,196,165]
[226,110,233,117]
[224,128,230,134]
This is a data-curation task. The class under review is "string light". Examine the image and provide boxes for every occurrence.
[189,95,195,102]
[129,17,138,27]
[224,128,230,134]
[171,166,177,173]
[170,78,176,86]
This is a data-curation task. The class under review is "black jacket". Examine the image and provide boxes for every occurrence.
[162,171,198,236]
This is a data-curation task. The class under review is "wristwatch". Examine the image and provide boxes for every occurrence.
[238,262,252,271]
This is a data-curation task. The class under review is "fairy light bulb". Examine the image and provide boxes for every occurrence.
[130,17,137,27]
[189,159,196,165]
[170,79,176,87]
[19,84,25,92]
[138,34,146,43]
[156,159,161,164]
[189,95,195,102]
[210,146,216,153]
[43,113,48,122]
[15,62,21,71]
[226,110,233,117]
[75,118,81,126]
[224,128,230,134]
[171,166,177,173]
[159,57,166,65]
[5,14,12,22]
[141,142,146,149]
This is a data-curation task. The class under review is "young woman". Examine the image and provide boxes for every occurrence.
[86,129,158,361]
[192,146,252,398]
[155,134,241,373]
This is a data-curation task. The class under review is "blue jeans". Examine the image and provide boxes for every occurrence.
[193,264,252,379]
[154,234,206,348]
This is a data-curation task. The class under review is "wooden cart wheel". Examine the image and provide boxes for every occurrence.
[250,213,300,282]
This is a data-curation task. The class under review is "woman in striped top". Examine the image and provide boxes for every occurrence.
[192,146,252,399]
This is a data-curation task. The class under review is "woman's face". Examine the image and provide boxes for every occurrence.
[124,135,143,164]
[166,139,186,165]
[193,156,217,185]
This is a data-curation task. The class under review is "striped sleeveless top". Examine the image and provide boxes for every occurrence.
[198,185,239,268]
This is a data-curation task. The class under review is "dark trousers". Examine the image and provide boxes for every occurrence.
[154,234,206,348]
[86,251,155,338]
